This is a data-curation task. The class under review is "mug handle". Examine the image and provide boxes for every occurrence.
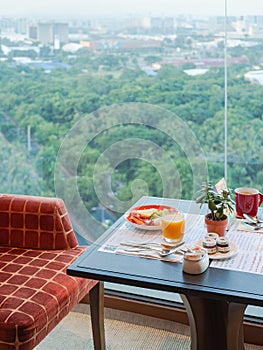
[259,193,263,206]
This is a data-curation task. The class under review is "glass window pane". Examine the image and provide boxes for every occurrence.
[1,0,262,321]
[226,1,263,190]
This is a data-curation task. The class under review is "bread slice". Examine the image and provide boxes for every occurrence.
[131,208,158,219]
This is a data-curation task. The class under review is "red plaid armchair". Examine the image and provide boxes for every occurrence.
[0,194,105,350]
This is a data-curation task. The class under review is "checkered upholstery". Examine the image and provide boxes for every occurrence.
[0,194,78,250]
[0,194,98,350]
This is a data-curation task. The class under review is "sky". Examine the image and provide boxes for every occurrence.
[1,0,263,18]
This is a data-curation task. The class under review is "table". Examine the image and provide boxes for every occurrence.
[67,196,263,350]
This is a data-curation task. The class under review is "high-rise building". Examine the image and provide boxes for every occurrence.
[0,17,14,32]
[28,25,37,40]
[28,22,69,45]
[37,23,53,44]
[53,23,68,43]
[14,18,28,34]
[151,17,174,34]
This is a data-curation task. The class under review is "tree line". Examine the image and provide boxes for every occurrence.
[0,47,262,216]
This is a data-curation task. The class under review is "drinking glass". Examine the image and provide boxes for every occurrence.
[161,212,185,243]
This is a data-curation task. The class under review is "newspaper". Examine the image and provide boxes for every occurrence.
[210,228,263,275]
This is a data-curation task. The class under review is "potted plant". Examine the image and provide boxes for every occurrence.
[196,180,235,236]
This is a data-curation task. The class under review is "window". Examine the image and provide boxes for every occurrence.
[0,0,262,320]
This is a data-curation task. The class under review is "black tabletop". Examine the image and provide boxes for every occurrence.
[67,197,263,307]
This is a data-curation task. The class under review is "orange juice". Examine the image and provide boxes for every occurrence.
[161,213,185,243]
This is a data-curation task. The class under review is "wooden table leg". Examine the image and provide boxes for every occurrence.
[181,294,247,350]
[89,281,106,350]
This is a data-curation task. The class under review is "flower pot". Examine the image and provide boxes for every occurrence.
[205,214,228,237]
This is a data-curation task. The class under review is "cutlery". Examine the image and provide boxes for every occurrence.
[122,240,184,248]
[122,247,162,253]
[159,242,186,257]
[243,221,263,228]
[243,214,258,224]
[242,222,263,231]
[122,241,160,247]
[122,246,185,257]
[121,245,162,253]
[120,243,162,251]
[120,241,184,249]
[243,220,263,228]
[120,241,185,257]
[243,214,263,224]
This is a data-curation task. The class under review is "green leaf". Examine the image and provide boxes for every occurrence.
[208,199,217,212]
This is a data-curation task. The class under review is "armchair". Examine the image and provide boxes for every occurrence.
[0,194,105,350]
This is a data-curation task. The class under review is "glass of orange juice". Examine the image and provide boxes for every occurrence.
[161,212,185,243]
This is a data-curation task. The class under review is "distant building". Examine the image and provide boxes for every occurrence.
[0,17,14,32]
[37,23,53,44]
[232,18,249,34]
[184,68,209,76]
[62,42,85,53]
[53,23,68,43]
[151,17,174,34]
[14,18,28,34]
[159,57,249,68]
[242,15,263,28]
[54,35,60,50]
[88,39,161,51]
[1,44,40,56]
[28,22,69,45]
[28,25,37,40]
[151,17,163,33]
[244,70,263,85]
[248,25,263,38]
[69,19,92,31]
[162,17,174,34]
[0,17,28,35]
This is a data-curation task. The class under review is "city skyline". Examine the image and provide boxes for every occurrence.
[1,0,263,18]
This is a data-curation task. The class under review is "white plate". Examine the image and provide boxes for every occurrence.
[124,204,178,231]
[124,213,162,231]
[197,240,238,260]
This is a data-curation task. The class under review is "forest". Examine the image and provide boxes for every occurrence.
[0,44,263,231]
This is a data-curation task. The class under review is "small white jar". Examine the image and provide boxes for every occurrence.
[205,232,219,241]
[182,247,209,275]
[202,237,217,255]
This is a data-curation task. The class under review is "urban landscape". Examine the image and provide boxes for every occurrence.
[0,11,263,235]
[0,14,263,83]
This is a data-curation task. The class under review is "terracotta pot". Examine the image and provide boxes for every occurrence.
[205,214,228,237]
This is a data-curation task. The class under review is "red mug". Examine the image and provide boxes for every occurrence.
[234,187,263,218]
